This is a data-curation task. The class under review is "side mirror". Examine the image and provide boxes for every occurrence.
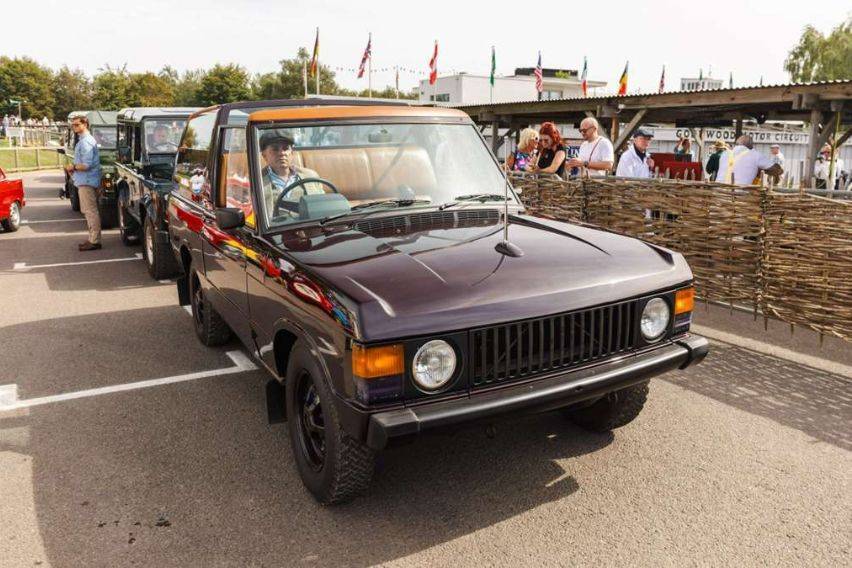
[215,207,245,231]
[56,148,66,155]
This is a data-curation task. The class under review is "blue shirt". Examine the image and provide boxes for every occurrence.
[72,132,101,187]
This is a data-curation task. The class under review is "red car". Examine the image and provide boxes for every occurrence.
[0,167,24,232]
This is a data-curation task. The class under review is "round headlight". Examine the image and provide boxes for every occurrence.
[641,298,670,340]
[412,340,457,391]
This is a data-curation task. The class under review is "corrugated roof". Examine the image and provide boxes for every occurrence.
[452,79,852,109]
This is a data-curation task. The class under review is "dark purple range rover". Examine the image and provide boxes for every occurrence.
[167,99,708,504]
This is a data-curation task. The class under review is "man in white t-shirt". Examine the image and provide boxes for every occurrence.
[715,135,782,186]
[615,128,655,178]
[566,117,614,177]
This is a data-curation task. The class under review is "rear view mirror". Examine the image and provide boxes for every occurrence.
[215,207,245,231]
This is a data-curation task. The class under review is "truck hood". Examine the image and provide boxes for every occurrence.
[275,210,693,341]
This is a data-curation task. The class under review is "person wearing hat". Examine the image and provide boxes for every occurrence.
[769,144,785,169]
[259,129,321,216]
[705,140,728,181]
[615,127,655,178]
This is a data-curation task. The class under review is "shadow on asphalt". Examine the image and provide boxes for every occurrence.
[666,342,852,451]
[0,372,609,567]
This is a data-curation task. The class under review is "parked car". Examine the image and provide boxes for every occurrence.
[0,166,24,232]
[114,107,200,278]
[167,99,708,504]
[60,110,119,227]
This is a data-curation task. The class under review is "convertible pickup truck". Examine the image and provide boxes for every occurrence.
[167,99,708,504]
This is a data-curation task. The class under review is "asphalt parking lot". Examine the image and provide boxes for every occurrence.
[1,171,850,567]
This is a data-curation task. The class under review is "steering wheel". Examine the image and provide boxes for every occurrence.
[273,177,340,217]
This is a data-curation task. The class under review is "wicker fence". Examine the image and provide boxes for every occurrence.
[509,173,852,341]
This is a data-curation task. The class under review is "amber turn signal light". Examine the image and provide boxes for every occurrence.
[352,343,404,379]
[675,287,695,315]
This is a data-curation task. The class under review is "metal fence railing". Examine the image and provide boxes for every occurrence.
[0,147,64,172]
[509,173,852,342]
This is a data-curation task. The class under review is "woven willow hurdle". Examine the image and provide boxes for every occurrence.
[509,173,852,341]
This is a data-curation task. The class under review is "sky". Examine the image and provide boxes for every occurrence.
[4,0,849,95]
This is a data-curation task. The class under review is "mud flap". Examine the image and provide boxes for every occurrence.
[266,379,287,423]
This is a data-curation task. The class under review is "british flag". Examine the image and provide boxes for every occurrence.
[357,34,371,79]
[534,52,543,97]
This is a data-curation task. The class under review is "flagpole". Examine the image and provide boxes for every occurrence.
[395,66,400,99]
[303,60,308,98]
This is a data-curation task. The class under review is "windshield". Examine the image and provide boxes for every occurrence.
[254,122,511,228]
[91,126,117,149]
[144,118,186,154]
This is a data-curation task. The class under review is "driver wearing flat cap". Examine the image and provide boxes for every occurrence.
[259,129,321,215]
[615,127,655,178]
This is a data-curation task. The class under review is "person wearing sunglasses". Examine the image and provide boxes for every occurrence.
[528,122,566,176]
[566,117,614,177]
[505,127,539,172]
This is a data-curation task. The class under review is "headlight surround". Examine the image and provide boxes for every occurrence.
[641,297,670,341]
[412,340,457,391]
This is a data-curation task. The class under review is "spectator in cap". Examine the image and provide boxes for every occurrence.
[769,144,785,169]
[259,129,322,215]
[705,140,727,181]
[616,127,655,178]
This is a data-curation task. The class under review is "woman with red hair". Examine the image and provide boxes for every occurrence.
[529,121,566,176]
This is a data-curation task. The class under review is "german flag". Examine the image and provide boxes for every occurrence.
[617,61,628,96]
[309,28,319,78]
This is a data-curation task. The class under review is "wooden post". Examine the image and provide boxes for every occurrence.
[610,117,619,145]
[35,148,40,168]
[13,147,19,170]
[803,109,822,188]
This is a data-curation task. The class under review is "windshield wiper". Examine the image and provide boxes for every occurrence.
[438,194,510,210]
[318,198,432,225]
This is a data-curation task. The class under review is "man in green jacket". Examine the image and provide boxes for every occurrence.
[705,140,727,181]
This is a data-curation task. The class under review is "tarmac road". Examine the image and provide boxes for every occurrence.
[1,171,849,567]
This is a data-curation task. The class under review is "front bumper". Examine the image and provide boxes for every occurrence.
[364,334,708,449]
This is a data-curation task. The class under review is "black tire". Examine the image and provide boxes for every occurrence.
[143,217,178,279]
[286,342,374,505]
[99,201,118,230]
[69,184,80,212]
[566,381,649,432]
[1,201,21,232]
[189,270,231,346]
[118,203,140,246]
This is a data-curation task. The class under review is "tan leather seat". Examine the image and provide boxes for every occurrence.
[293,145,437,201]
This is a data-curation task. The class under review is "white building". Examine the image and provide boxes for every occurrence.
[419,68,606,105]
[680,76,724,91]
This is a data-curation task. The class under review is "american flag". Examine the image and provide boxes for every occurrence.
[357,34,371,79]
[534,52,543,98]
[429,41,438,85]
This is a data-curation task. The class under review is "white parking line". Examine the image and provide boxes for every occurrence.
[21,218,86,224]
[0,350,258,411]
[13,253,143,270]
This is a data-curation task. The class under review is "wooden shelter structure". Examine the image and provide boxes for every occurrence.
[455,80,852,186]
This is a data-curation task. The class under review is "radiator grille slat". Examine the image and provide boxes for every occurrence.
[470,300,639,388]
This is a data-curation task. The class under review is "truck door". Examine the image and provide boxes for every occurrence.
[202,127,253,344]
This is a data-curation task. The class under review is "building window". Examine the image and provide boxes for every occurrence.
[430,93,450,102]
[541,90,561,100]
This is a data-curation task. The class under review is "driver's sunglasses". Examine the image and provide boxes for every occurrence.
[579,127,593,134]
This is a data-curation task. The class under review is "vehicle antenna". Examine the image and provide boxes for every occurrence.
[495,135,524,257]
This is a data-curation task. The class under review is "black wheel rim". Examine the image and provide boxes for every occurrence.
[297,372,326,471]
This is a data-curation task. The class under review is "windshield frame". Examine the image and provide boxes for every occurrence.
[142,116,188,156]
[246,116,520,235]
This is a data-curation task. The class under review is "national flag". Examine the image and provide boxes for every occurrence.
[309,28,319,78]
[489,46,496,86]
[357,33,371,79]
[658,65,665,93]
[580,56,588,97]
[617,61,628,96]
[428,41,438,85]
[534,52,543,94]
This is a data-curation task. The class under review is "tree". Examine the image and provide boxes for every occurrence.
[127,72,174,106]
[0,56,55,118]
[51,66,93,119]
[251,48,340,100]
[785,18,852,82]
[92,65,133,110]
[161,66,206,106]
[197,63,251,106]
